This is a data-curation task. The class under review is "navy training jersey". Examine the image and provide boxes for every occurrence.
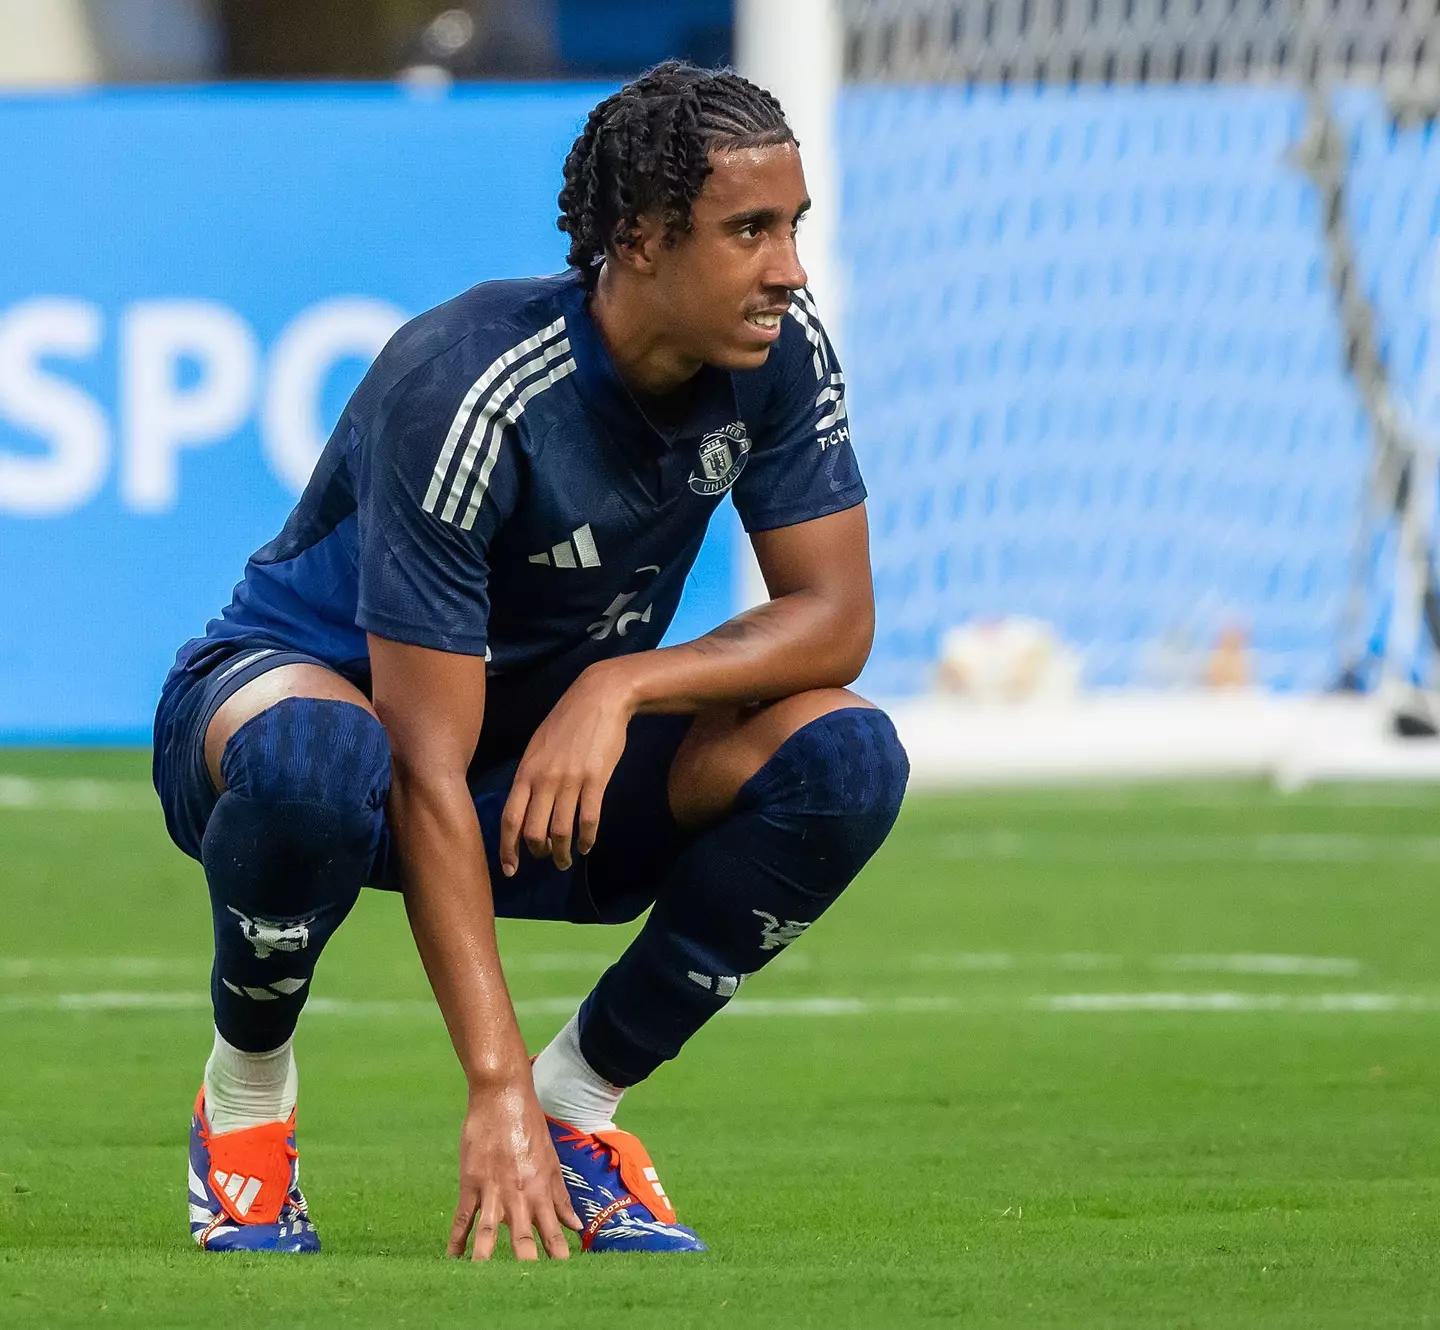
[198,269,865,763]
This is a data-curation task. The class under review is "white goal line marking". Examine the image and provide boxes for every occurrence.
[5,990,1438,1018]
[912,952,1362,976]
[0,992,906,1017]
[0,958,210,979]
[939,832,1440,861]
[0,954,620,980]
[2,776,1436,814]
[926,786,1440,810]
[0,776,154,811]
[0,952,1362,981]
[0,992,567,1017]
[1037,993,1437,1013]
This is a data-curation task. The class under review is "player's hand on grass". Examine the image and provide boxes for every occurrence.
[449,1078,582,1261]
[499,665,632,874]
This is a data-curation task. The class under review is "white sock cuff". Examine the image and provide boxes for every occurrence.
[531,1012,624,1133]
[211,1029,293,1067]
[203,1027,298,1134]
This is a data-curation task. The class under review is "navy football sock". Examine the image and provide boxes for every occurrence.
[201,698,390,1052]
[577,707,909,1086]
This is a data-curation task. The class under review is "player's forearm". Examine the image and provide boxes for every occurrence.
[601,588,872,714]
[389,769,529,1088]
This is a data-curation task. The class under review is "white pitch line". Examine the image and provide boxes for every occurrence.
[2,777,1434,816]
[0,992,895,1018]
[913,952,1125,972]
[0,956,606,979]
[0,776,154,812]
[5,990,1439,1018]
[0,991,972,1018]
[723,997,871,1016]
[0,952,1366,983]
[0,992,576,1017]
[952,785,1440,810]
[0,958,210,979]
[1038,992,1437,1013]
[498,952,614,973]
[913,952,1028,971]
[0,954,819,977]
[1156,954,1361,976]
[0,956,609,980]
[939,832,1440,861]
[910,952,1361,975]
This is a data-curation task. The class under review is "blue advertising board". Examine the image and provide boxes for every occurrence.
[0,86,736,742]
[11,83,1432,735]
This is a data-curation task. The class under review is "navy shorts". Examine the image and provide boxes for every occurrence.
[153,637,694,924]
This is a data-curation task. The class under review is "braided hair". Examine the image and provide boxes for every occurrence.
[557,62,795,289]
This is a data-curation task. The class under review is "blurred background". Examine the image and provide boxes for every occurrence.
[6,0,1440,788]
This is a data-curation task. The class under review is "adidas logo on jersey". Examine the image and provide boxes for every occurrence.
[529,523,601,569]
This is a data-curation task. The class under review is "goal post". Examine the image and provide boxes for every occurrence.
[734,0,846,611]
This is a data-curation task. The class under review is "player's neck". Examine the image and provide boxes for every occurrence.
[589,266,703,399]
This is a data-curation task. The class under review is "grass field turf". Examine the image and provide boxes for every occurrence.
[4,751,1440,1326]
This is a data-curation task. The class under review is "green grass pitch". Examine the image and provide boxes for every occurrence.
[4,749,1440,1326]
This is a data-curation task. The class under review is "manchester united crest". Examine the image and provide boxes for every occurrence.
[688,421,751,496]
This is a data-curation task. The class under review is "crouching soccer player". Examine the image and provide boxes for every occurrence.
[153,62,908,1258]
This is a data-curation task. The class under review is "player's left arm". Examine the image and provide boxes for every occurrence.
[498,297,871,876]
[497,505,872,876]
[603,502,874,709]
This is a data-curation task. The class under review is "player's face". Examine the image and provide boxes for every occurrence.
[660,142,811,370]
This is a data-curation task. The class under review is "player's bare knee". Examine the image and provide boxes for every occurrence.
[204,664,374,791]
[754,686,876,755]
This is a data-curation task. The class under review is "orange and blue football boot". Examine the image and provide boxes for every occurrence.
[546,1116,707,1253]
[188,1088,320,1252]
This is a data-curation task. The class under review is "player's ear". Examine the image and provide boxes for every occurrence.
[612,211,666,277]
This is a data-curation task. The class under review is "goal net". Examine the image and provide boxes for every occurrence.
[837,1,1440,697]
